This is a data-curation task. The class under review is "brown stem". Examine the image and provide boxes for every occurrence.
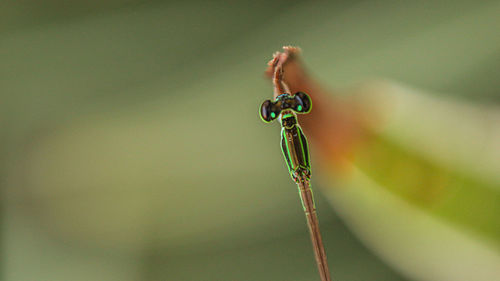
[271,55,291,98]
[297,176,332,281]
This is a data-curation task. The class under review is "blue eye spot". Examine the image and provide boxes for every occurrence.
[297,105,303,111]
[271,112,276,118]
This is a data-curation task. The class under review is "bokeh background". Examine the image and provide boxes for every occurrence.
[1,0,499,280]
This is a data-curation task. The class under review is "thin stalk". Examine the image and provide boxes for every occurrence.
[297,175,332,281]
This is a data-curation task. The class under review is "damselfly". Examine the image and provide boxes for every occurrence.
[259,58,332,281]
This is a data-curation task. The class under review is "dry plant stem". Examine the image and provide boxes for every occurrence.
[297,176,332,281]
[272,58,291,98]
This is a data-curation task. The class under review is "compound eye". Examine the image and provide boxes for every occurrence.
[260,100,280,122]
[294,92,312,113]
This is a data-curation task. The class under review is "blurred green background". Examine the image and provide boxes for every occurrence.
[1,0,499,280]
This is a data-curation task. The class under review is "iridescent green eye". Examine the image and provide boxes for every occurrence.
[294,92,312,113]
[260,99,280,122]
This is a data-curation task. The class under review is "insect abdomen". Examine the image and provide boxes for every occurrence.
[281,126,311,180]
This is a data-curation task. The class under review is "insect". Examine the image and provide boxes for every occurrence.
[260,92,312,182]
[259,56,332,281]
